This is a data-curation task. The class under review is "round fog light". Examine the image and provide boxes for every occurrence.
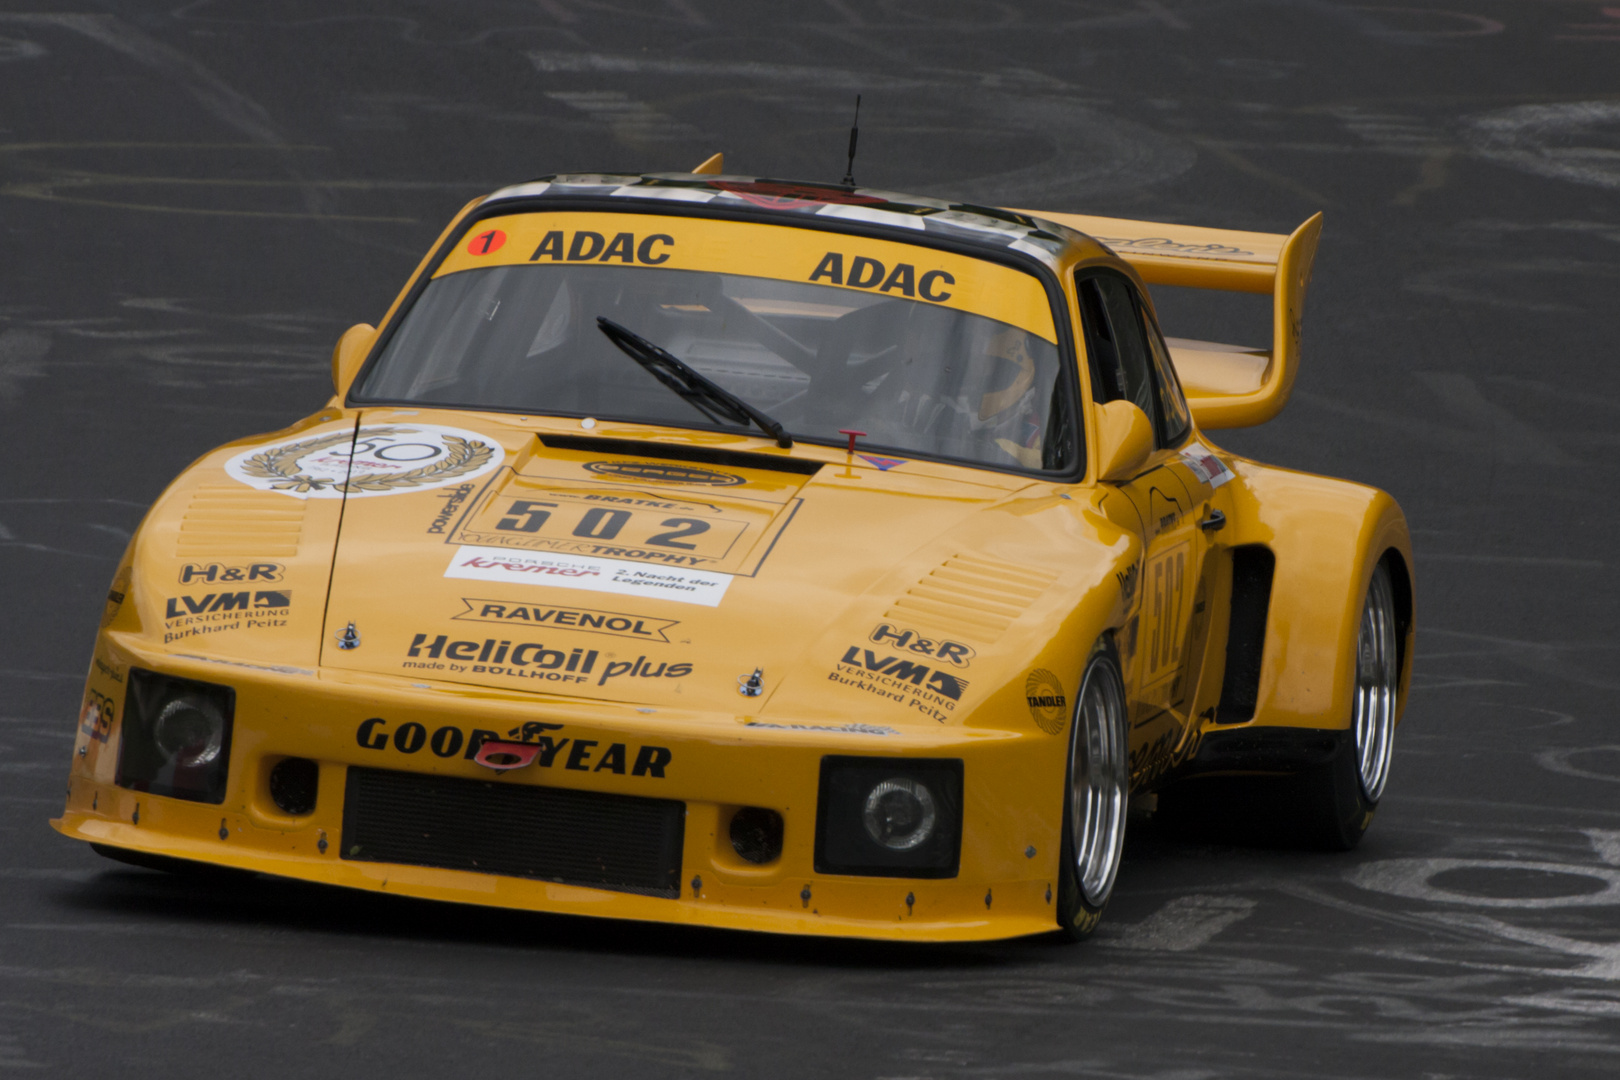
[269,757,319,816]
[862,777,937,851]
[153,697,225,768]
[729,806,784,865]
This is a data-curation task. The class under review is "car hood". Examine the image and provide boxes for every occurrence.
[120,410,1129,731]
[315,411,1120,726]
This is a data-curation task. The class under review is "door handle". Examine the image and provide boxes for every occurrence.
[1199,509,1226,532]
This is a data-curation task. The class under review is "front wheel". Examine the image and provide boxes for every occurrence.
[1055,637,1130,940]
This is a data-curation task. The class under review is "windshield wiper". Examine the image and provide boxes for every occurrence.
[596,317,792,448]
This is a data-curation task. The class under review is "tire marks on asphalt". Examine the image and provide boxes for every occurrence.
[1097,895,1257,952]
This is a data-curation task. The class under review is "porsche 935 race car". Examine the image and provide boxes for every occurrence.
[55,157,1413,941]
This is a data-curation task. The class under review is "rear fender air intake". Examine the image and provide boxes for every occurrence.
[1215,544,1275,725]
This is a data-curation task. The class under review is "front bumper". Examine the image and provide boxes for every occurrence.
[58,640,1065,942]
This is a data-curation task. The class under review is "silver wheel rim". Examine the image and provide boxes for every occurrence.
[1070,656,1128,907]
[1353,563,1398,802]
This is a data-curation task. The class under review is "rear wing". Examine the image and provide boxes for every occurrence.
[1014,210,1324,429]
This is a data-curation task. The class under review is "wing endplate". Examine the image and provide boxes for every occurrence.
[1013,209,1324,429]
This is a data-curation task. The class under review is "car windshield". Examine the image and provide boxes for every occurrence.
[354,211,1076,472]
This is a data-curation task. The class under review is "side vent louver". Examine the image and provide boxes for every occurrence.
[176,485,303,558]
[886,553,1056,641]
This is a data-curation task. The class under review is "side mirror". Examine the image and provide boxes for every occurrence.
[1095,400,1154,483]
[331,323,377,401]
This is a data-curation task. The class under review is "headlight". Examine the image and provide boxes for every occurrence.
[116,669,235,804]
[153,697,226,769]
[862,778,937,850]
[815,756,962,878]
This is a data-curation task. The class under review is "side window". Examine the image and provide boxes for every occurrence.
[1078,276,1155,420]
[1141,307,1191,447]
[1077,272,1187,448]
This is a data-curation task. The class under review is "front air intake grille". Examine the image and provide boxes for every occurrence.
[341,767,684,898]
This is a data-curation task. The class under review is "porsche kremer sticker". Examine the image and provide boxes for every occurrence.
[226,425,502,499]
[445,544,732,606]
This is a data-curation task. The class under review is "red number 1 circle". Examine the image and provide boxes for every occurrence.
[467,229,507,256]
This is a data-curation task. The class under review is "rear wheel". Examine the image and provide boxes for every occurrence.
[1056,637,1129,940]
[1297,559,1399,849]
[1352,561,1398,803]
[1155,559,1401,850]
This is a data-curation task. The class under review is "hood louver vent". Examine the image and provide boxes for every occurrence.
[176,485,303,558]
[886,553,1056,640]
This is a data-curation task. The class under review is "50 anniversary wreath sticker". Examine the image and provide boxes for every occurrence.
[226,425,503,499]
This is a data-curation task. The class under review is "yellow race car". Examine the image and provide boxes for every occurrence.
[55,157,1413,942]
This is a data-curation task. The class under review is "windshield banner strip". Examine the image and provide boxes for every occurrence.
[437,212,1057,344]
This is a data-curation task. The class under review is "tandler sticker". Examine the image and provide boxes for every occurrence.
[445,544,732,607]
[226,424,503,499]
[1024,669,1068,735]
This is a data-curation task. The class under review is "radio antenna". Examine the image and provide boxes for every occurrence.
[841,94,862,187]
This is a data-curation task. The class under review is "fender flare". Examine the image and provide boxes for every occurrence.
[1219,460,1415,731]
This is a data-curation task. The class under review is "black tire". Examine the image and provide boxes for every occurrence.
[1293,738,1375,851]
[1055,637,1130,940]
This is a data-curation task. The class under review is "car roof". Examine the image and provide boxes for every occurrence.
[478,173,1097,272]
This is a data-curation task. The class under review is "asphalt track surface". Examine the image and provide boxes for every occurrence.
[1,2,1618,1076]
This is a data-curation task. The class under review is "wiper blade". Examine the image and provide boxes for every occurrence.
[596,317,792,448]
